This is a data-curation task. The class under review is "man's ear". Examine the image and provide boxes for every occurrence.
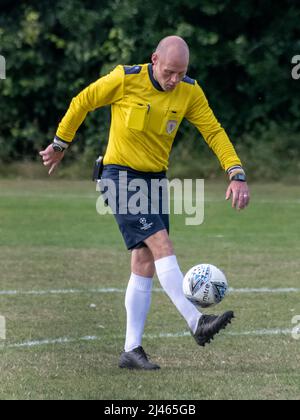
[151,53,158,65]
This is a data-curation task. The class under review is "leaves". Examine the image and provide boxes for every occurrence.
[0,0,299,174]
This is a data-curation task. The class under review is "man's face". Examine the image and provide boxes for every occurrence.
[152,52,188,92]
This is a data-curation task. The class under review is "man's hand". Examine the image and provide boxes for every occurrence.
[225,181,250,210]
[39,145,65,175]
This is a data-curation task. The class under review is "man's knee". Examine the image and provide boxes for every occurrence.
[144,229,174,260]
[131,247,155,277]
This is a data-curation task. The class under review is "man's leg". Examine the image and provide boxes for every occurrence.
[144,229,202,334]
[144,229,234,346]
[119,247,160,370]
[124,247,155,352]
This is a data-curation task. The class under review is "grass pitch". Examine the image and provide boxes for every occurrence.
[0,179,299,400]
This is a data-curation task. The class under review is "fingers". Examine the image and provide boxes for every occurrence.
[41,158,58,175]
[226,184,240,208]
[232,189,239,209]
[39,147,52,157]
[42,158,52,166]
[237,192,250,210]
[40,154,53,167]
[225,185,232,201]
[49,162,59,175]
[39,146,63,176]
[39,149,51,162]
[44,158,60,175]
[227,181,250,211]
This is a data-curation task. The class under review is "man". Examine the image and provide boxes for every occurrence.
[40,36,250,370]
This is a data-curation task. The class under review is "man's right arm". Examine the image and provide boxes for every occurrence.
[55,65,124,145]
[39,65,124,175]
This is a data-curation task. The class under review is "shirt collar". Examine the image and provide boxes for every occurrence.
[147,63,164,92]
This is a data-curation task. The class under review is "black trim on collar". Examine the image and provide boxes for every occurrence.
[148,64,164,92]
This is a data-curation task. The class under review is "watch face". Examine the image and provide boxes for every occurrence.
[234,174,246,181]
[52,144,63,152]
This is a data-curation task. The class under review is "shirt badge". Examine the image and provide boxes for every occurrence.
[166,120,178,135]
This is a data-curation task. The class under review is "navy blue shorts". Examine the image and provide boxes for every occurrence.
[101,165,169,250]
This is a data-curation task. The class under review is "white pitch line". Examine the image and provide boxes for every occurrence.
[0,335,99,349]
[0,287,299,297]
[229,288,300,293]
[0,329,294,350]
[1,191,300,204]
[0,288,126,296]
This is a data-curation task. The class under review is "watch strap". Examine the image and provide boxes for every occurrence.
[53,136,70,150]
[227,165,246,182]
[230,172,246,182]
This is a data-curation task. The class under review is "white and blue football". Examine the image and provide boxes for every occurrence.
[183,264,228,308]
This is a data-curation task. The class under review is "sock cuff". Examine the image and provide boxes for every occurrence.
[130,273,153,292]
[154,255,179,274]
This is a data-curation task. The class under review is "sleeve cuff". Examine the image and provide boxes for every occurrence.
[227,165,246,181]
[54,136,70,149]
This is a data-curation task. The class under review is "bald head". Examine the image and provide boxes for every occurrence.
[152,36,189,92]
[155,36,190,62]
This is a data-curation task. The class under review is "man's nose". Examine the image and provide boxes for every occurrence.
[171,73,180,84]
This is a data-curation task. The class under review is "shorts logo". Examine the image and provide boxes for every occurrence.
[166,120,178,134]
[139,217,154,231]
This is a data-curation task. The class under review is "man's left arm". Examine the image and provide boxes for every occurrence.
[185,83,250,210]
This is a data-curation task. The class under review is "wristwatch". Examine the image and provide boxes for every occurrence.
[52,143,65,153]
[230,173,247,182]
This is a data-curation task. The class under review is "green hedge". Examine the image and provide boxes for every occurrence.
[0,0,300,179]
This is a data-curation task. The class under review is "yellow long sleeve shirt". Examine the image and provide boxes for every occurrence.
[56,63,242,172]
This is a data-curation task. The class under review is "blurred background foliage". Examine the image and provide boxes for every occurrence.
[0,0,300,180]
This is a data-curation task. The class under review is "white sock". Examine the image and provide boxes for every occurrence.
[124,273,153,352]
[155,255,202,334]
